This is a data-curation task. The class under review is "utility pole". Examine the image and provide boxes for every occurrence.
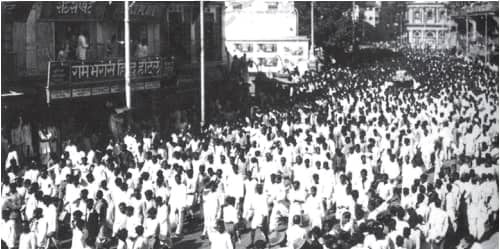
[200,0,205,127]
[124,0,131,109]
[310,1,314,60]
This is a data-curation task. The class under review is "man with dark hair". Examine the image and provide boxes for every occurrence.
[427,199,449,249]
[286,215,307,249]
[209,220,233,249]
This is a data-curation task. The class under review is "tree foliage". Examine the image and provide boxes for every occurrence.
[295,1,404,55]
[296,2,366,55]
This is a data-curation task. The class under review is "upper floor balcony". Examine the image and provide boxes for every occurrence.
[450,2,499,17]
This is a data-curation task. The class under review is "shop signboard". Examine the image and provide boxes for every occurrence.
[131,82,145,91]
[91,86,110,96]
[112,2,164,23]
[39,2,106,22]
[47,57,175,101]
[51,89,72,99]
[71,88,91,97]
[48,57,173,86]
[145,81,161,89]
[110,84,124,94]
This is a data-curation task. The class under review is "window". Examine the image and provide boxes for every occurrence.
[413,10,421,23]
[167,11,191,63]
[1,23,13,52]
[232,3,242,10]
[426,10,433,21]
[426,31,435,38]
[194,6,222,62]
[267,2,278,11]
[438,10,446,22]
[369,17,373,21]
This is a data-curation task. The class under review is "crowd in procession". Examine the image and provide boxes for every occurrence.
[1,49,498,249]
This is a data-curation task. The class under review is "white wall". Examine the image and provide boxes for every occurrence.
[224,0,297,40]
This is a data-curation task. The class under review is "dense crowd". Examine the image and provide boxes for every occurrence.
[1,50,498,249]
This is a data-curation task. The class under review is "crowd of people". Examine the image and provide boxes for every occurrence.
[1,49,498,249]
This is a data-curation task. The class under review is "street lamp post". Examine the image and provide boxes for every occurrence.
[124,0,131,109]
[200,0,205,127]
[310,1,314,60]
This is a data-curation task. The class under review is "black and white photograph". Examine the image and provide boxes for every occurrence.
[1,1,499,249]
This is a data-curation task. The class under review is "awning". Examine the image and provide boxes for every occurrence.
[39,2,107,22]
[1,2,34,22]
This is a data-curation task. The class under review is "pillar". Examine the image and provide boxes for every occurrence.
[484,15,488,63]
[434,30,441,49]
[25,4,38,75]
[469,19,477,41]
[191,20,197,63]
[96,23,105,58]
[466,15,469,55]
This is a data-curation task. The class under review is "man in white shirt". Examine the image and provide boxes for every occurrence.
[169,174,187,237]
[202,182,220,239]
[305,186,325,230]
[143,208,159,249]
[209,220,233,249]
[427,199,449,249]
[249,184,269,246]
[30,208,48,249]
[19,221,37,249]
[286,215,307,248]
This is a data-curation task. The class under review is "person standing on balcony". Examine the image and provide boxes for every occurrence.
[107,35,121,58]
[135,39,149,58]
[77,31,89,61]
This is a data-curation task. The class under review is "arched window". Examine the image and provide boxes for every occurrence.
[413,30,421,38]
[426,31,435,38]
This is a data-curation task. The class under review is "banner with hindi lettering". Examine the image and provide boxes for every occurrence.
[39,2,106,22]
[48,57,174,86]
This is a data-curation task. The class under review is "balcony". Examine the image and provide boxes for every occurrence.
[450,2,499,17]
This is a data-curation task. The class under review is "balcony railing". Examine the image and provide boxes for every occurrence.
[450,2,499,16]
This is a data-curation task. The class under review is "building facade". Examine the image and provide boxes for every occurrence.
[224,0,309,76]
[1,2,226,132]
[354,1,382,27]
[406,1,451,49]
[2,2,225,100]
[449,2,498,63]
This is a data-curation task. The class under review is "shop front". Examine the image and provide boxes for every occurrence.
[35,2,172,133]
[46,55,175,131]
